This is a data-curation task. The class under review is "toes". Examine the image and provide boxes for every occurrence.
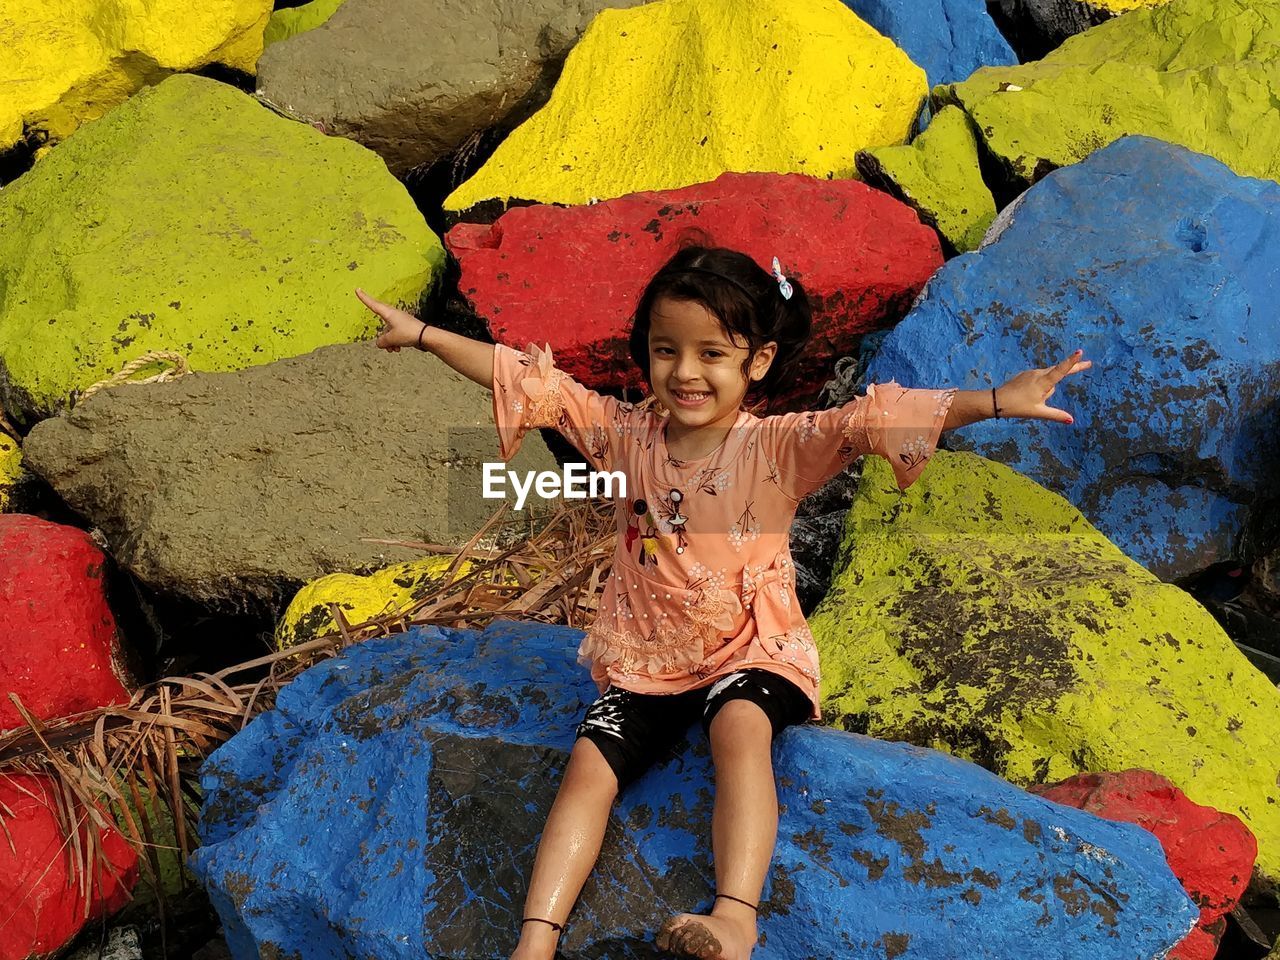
[656,915,685,952]
[670,919,721,959]
[690,924,723,959]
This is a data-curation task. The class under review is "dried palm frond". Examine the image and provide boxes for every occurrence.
[0,499,616,907]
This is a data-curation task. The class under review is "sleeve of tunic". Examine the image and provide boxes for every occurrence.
[764,381,958,501]
[491,342,625,471]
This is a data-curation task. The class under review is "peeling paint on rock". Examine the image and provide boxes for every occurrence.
[860,136,1280,580]
[193,621,1198,958]
[0,434,23,510]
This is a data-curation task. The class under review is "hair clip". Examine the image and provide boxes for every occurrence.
[771,257,794,300]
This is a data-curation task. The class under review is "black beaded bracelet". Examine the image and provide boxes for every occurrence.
[417,323,429,351]
[991,386,1002,418]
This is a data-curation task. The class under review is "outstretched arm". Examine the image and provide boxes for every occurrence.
[943,349,1092,432]
[355,287,493,388]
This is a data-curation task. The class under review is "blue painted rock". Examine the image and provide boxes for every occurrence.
[192,621,1197,959]
[841,0,1017,86]
[859,136,1280,580]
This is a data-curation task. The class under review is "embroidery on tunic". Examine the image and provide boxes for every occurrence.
[727,501,761,552]
[766,626,820,681]
[515,345,568,428]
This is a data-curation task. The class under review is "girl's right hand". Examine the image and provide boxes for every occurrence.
[355,287,426,352]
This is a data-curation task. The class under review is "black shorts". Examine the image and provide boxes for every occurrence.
[575,669,812,788]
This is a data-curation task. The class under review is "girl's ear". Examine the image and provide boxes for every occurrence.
[749,341,778,382]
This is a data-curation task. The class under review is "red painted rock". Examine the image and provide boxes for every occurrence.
[446,172,943,405]
[0,515,131,731]
[1031,769,1257,960]
[0,773,138,960]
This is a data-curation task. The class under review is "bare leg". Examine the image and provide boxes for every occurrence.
[511,738,619,960]
[657,700,775,960]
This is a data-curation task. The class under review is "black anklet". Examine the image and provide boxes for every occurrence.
[522,917,563,932]
[715,893,758,911]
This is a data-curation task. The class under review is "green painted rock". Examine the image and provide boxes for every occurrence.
[0,0,271,151]
[263,0,348,46]
[811,450,1280,880]
[0,73,444,429]
[856,105,996,253]
[939,0,1280,187]
[23,344,556,609]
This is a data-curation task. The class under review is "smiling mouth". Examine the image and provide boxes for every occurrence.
[670,389,711,407]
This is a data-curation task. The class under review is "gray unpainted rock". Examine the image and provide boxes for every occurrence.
[995,0,1124,52]
[255,0,643,177]
[25,343,556,609]
[67,926,142,960]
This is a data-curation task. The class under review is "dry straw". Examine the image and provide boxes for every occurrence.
[0,499,615,909]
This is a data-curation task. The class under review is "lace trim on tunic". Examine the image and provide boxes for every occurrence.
[839,384,958,465]
[578,586,742,676]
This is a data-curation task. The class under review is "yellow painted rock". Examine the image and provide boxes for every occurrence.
[811,451,1280,879]
[0,0,272,151]
[276,555,468,649]
[856,105,995,253]
[445,0,927,210]
[263,0,347,47]
[0,435,22,511]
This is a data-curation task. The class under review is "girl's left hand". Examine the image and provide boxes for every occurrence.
[996,349,1092,424]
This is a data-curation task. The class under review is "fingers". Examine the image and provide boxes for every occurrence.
[355,286,390,318]
[1052,349,1091,376]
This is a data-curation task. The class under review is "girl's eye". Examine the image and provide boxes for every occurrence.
[654,347,675,357]
[703,350,724,360]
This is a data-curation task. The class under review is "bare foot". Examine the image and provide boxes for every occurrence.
[655,901,758,960]
[510,919,560,960]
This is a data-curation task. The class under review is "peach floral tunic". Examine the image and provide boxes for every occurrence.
[493,344,956,720]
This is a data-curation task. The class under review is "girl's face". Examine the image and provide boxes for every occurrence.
[647,297,776,433]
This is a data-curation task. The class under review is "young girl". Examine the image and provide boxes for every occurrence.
[357,246,1091,960]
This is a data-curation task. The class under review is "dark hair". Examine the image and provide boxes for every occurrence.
[628,245,812,401]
